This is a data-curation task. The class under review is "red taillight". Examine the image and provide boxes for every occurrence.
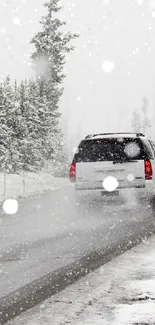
[70,163,76,182]
[145,160,152,180]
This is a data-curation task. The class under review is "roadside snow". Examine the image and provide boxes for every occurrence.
[7,235,155,325]
[0,168,69,202]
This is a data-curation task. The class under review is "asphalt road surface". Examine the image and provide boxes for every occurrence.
[0,184,155,322]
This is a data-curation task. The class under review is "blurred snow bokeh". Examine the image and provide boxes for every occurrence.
[127,174,135,181]
[12,17,21,26]
[124,143,140,158]
[2,199,18,215]
[102,60,115,73]
[103,176,119,192]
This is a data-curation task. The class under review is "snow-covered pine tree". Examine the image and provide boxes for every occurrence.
[36,77,54,161]
[30,0,78,175]
[0,82,9,172]
[131,98,151,136]
[141,97,151,135]
[2,76,21,172]
[15,79,29,171]
[36,76,66,175]
[17,79,44,171]
[131,108,141,133]
[25,78,45,170]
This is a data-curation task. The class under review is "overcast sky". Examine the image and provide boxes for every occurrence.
[1,0,155,149]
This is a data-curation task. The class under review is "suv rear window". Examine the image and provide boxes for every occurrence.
[73,138,152,163]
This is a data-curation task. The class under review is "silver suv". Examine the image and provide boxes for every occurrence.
[70,132,155,200]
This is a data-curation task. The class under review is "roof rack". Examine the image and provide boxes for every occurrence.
[136,133,145,137]
[85,132,145,139]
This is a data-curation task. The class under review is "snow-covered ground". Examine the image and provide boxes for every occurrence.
[0,167,69,202]
[7,235,155,325]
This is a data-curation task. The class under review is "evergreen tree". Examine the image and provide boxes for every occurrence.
[2,76,21,172]
[131,97,151,136]
[30,0,78,171]
[131,108,141,133]
[0,82,9,171]
[16,80,29,171]
[36,77,54,160]
[141,97,151,134]
[0,0,78,175]
[17,79,44,171]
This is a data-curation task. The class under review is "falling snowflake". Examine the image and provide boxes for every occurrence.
[152,11,155,17]
[102,60,115,73]
[124,143,140,158]
[40,304,45,309]
[103,176,118,192]
[132,47,139,55]
[12,17,21,26]
[2,199,19,215]
[103,25,108,31]
[76,96,81,101]
[127,174,135,182]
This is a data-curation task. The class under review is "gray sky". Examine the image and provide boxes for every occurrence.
[1,0,155,147]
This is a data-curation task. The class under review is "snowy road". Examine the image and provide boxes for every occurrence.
[8,235,155,325]
[0,185,155,322]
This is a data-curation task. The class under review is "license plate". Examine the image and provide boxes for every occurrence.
[101,190,119,197]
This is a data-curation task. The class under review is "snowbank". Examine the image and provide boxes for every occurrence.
[7,235,155,325]
[0,168,69,202]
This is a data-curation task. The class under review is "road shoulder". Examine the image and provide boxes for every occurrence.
[7,235,155,325]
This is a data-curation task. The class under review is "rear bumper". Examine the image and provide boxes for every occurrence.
[76,180,155,200]
[76,180,145,190]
